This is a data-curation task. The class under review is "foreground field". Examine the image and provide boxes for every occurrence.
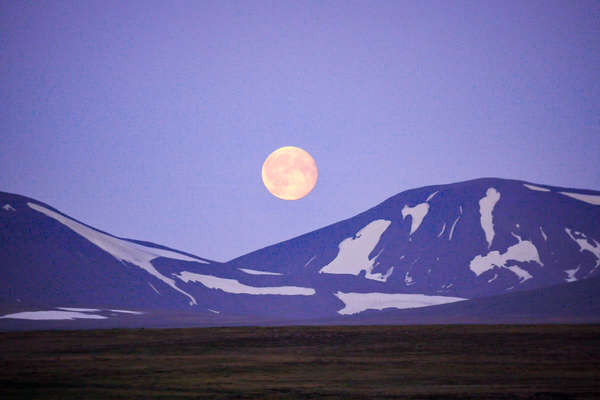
[1,325,599,399]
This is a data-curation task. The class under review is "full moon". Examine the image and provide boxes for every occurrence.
[262,146,318,200]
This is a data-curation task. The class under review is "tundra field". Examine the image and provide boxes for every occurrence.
[1,325,599,399]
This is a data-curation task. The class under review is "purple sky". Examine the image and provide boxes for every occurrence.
[2,1,599,261]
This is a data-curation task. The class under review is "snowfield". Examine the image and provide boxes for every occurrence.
[479,188,501,248]
[319,219,393,282]
[333,292,466,315]
[238,268,283,276]
[175,271,316,295]
[0,310,107,320]
[402,203,429,235]
[469,235,542,281]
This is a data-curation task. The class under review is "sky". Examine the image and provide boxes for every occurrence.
[1,1,599,261]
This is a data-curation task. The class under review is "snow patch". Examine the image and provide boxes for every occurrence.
[523,184,550,192]
[319,219,393,282]
[506,265,533,283]
[540,226,548,241]
[175,271,315,296]
[479,188,501,248]
[559,192,600,205]
[565,228,600,271]
[488,273,498,283]
[0,310,106,320]
[402,203,429,235]
[304,255,316,268]
[28,202,199,305]
[208,309,220,314]
[148,282,160,295]
[109,309,144,315]
[426,191,439,202]
[448,214,461,240]
[565,267,580,283]
[238,268,283,276]
[2,204,16,211]
[371,265,395,282]
[469,235,542,282]
[438,223,446,238]
[404,272,415,286]
[333,292,466,315]
[58,307,100,312]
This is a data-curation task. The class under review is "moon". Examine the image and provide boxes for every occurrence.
[262,146,318,200]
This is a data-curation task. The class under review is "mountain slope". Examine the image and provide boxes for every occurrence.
[0,192,216,310]
[229,178,600,302]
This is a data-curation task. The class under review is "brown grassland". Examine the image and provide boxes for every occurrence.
[0,324,599,399]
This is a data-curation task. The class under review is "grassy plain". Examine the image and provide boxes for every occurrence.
[1,324,599,399]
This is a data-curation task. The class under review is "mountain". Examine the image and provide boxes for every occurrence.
[0,192,217,311]
[1,178,599,328]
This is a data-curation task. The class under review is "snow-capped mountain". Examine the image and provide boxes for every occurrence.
[1,178,599,327]
[0,192,217,310]
[224,178,600,317]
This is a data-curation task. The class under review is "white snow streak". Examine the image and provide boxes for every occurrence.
[559,192,600,206]
[511,232,522,241]
[109,309,144,314]
[333,292,466,315]
[2,204,16,211]
[506,266,533,283]
[238,268,283,276]
[58,307,143,315]
[28,203,205,262]
[319,220,393,282]
[469,234,542,282]
[28,202,199,305]
[426,191,439,202]
[488,273,498,283]
[448,214,461,240]
[540,226,548,241]
[148,282,160,295]
[565,228,600,271]
[175,271,315,296]
[208,309,220,314]
[565,267,580,283]
[303,255,316,268]
[523,184,550,192]
[479,188,501,248]
[0,311,107,320]
[438,223,446,238]
[402,203,429,235]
